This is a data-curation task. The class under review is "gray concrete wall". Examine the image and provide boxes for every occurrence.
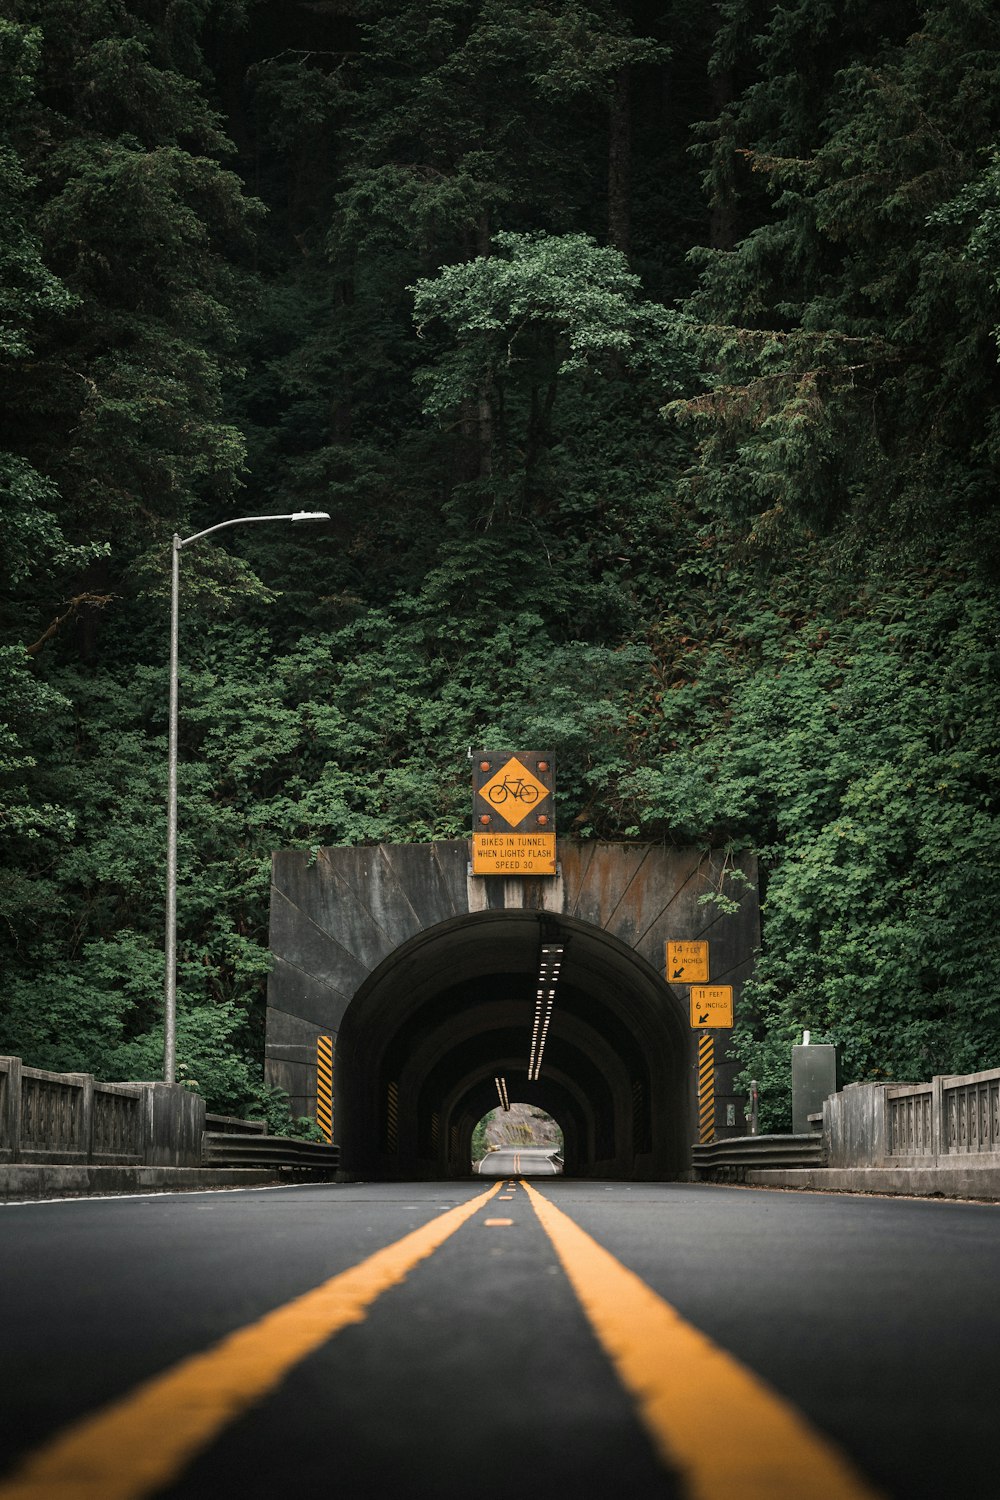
[0,1165,284,1201]
[744,1163,1000,1199]
[139,1082,206,1167]
[0,1055,20,1163]
[824,1082,892,1168]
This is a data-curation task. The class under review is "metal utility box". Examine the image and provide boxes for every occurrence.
[791,1044,840,1133]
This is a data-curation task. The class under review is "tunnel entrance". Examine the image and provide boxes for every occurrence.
[336,910,687,1179]
[264,841,759,1180]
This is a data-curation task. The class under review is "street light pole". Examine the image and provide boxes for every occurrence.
[164,511,329,1083]
[165,531,182,1085]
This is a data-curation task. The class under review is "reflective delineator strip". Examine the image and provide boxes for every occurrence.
[698,1032,715,1144]
[521,1180,883,1500]
[315,1035,334,1144]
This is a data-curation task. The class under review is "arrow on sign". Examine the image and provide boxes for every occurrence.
[698,1012,710,1024]
[673,966,686,979]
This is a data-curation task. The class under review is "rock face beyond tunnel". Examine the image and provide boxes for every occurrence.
[265,842,759,1180]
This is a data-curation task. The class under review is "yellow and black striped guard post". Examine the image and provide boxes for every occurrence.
[698,1032,715,1144]
[386,1080,399,1154]
[316,1035,334,1144]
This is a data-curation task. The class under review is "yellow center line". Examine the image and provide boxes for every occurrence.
[0,1183,503,1500]
[520,1180,883,1500]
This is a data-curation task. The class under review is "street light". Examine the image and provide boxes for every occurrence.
[164,511,329,1083]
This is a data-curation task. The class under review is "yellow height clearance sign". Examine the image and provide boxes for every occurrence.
[472,750,556,875]
[666,940,709,984]
[690,985,734,1029]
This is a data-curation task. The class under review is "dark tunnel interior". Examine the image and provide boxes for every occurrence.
[334,910,693,1180]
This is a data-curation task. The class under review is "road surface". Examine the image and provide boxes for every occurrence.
[0,1179,996,1499]
[477,1144,560,1175]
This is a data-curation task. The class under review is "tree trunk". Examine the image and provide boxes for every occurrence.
[608,64,632,258]
[478,385,494,480]
[708,65,737,251]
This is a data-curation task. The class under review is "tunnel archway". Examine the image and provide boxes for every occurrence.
[335,910,688,1179]
[264,840,760,1179]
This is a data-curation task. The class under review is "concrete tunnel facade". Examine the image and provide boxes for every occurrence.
[264,841,759,1179]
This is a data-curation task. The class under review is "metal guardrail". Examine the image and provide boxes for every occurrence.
[692,1133,825,1181]
[204,1113,267,1136]
[201,1133,340,1170]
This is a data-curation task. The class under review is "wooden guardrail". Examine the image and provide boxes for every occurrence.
[886,1067,1000,1157]
[827,1065,1000,1167]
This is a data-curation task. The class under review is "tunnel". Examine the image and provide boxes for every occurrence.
[264,840,760,1179]
[334,909,690,1180]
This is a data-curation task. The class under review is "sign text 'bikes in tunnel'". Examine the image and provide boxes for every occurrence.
[472,751,556,874]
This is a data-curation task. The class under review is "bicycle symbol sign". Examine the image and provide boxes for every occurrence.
[488,776,539,807]
[476,754,551,829]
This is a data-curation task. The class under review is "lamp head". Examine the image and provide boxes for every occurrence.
[290,511,330,523]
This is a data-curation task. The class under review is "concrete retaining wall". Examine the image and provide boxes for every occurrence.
[140,1082,206,1167]
[825,1082,892,1167]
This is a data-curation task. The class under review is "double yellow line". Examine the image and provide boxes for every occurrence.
[0,1182,882,1500]
[521,1182,881,1500]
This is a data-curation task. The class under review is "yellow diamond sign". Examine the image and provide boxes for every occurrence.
[477,755,551,829]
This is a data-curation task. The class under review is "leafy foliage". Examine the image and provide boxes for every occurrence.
[622,549,1000,1125]
[1,0,998,1138]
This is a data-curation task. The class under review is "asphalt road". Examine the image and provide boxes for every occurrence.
[0,1180,996,1500]
[477,1144,560,1175]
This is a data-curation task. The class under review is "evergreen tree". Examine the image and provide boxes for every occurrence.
[677,0,1000,569]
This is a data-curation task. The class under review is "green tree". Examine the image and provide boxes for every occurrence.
[471,1112,493,1162]
[620,533,1000,1127]
[411,229,687,509]
[677,0,1000,570]
[0,1,268,1109]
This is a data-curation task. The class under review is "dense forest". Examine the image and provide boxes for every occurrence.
[2,0,998,1129]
